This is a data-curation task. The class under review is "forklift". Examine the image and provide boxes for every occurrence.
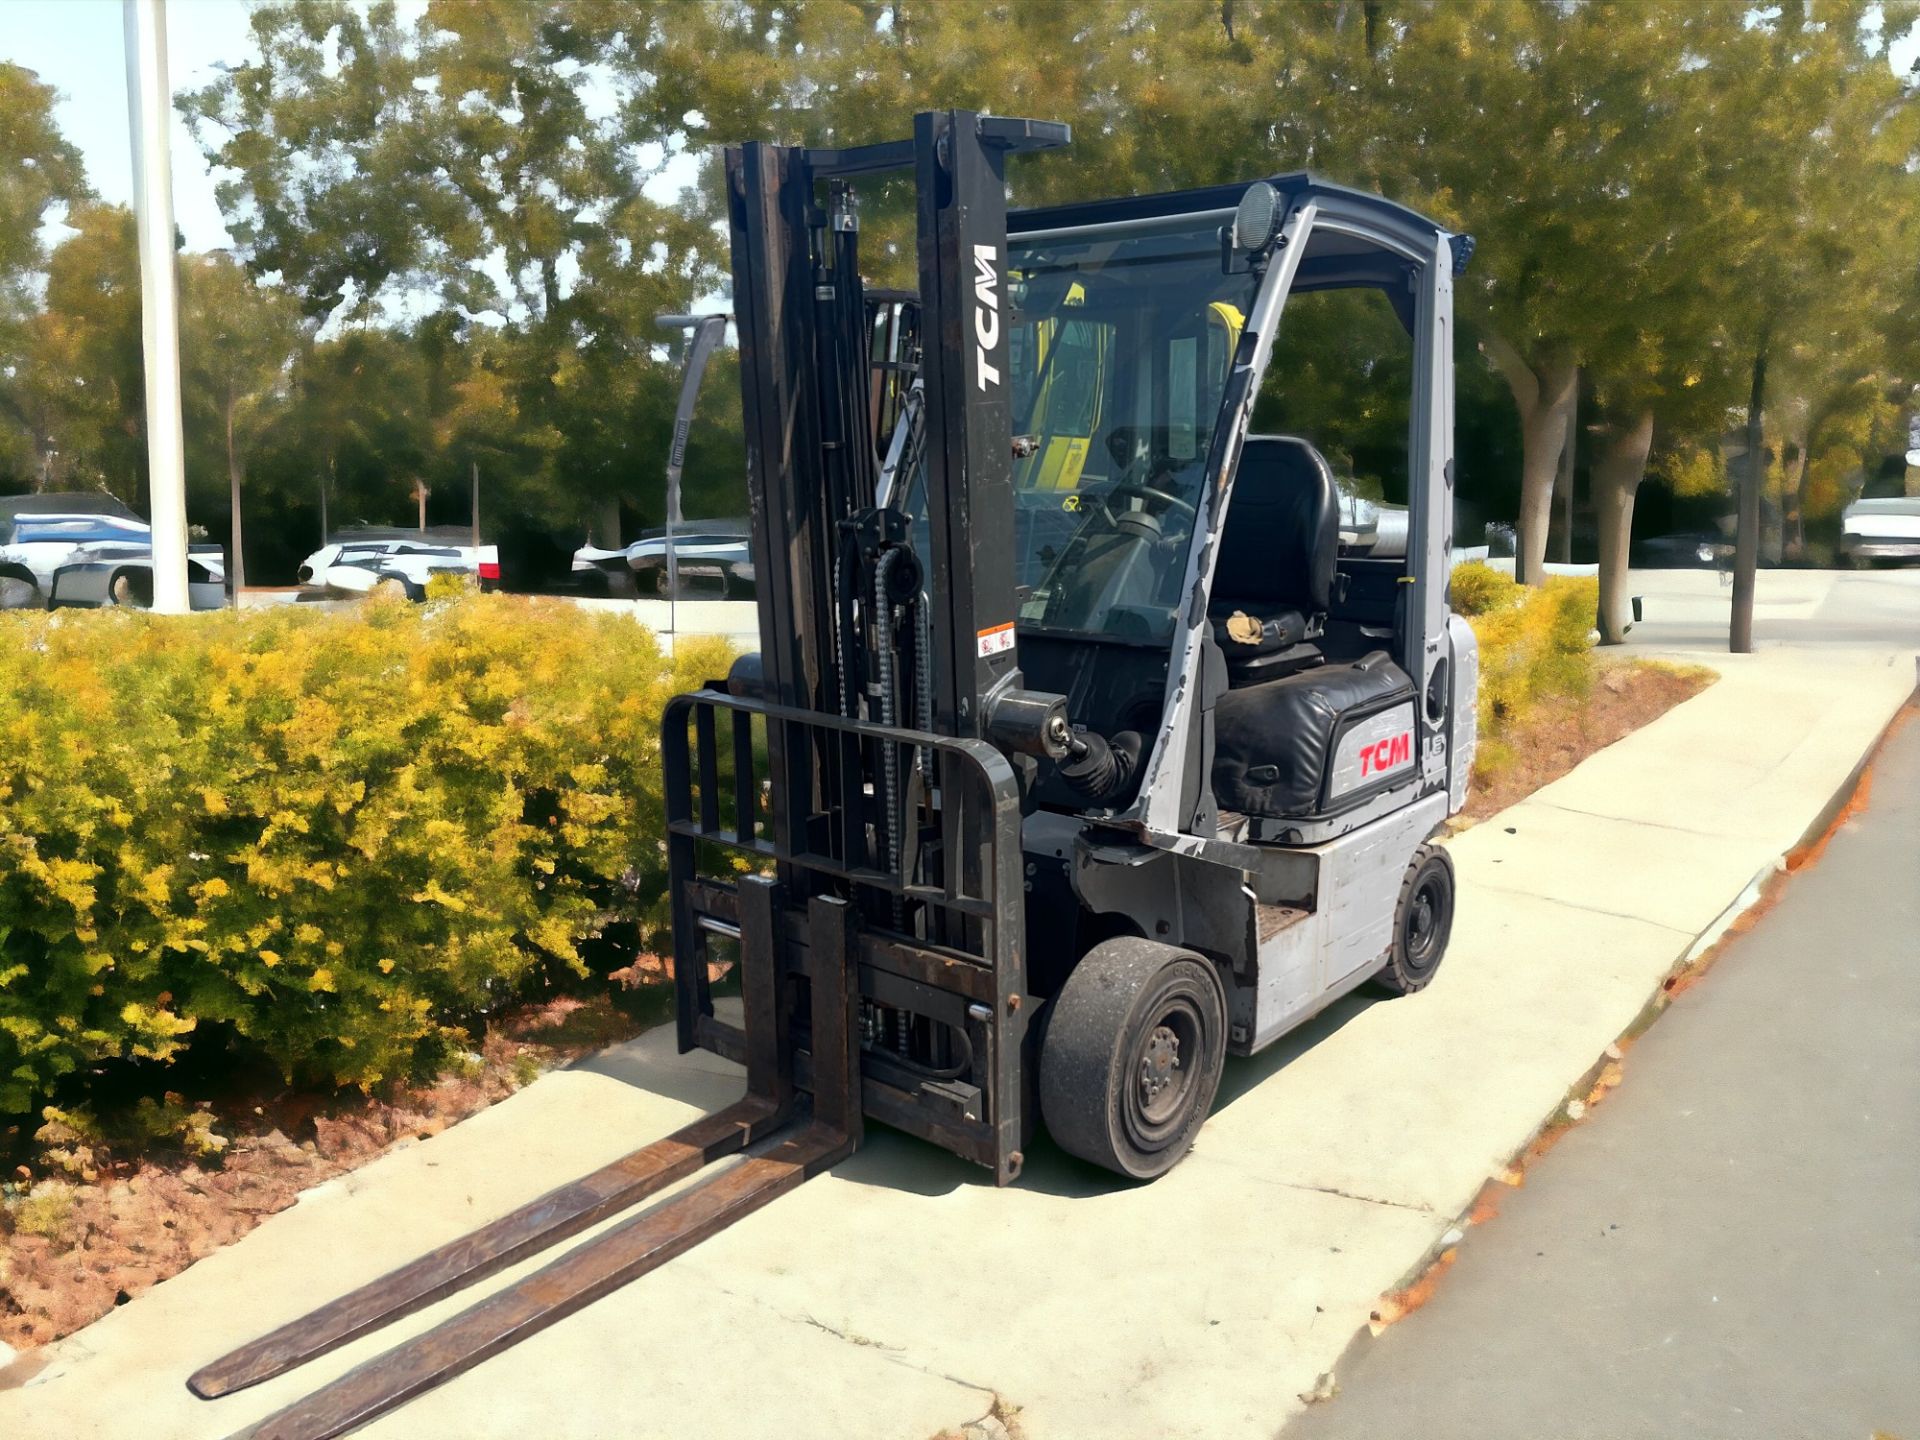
[189,112,1478,1440]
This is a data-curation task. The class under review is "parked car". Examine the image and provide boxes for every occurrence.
[0,493,226,610]
[1635,528,1731,569]
[1840,467,1920,565]
[1335,484,1409,558]
[572,520,755,598]
[296,528,499,600]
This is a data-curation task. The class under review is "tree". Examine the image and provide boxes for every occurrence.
[18,204,147,503]
[0,61,90,488]
[181,255,306,592]
[1687,1,1920,647]
[274,329,433,542]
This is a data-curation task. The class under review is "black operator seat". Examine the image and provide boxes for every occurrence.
[1208,435,1339,682]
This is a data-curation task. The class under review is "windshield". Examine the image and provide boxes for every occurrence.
[1003,219,1260,643]
[893,217,1263,646]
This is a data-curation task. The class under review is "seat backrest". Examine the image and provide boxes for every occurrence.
[1213,435,1339,612]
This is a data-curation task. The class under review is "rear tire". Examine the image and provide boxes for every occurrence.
[1040,937,1227,1180]
[1371,844,1455,996]
[0,569,41,610]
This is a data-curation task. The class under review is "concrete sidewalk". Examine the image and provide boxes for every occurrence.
[1288,707,1920,1440]
[3,616,1912,1439]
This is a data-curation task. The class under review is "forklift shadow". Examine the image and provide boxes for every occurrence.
[567,991,1379,1203]
[831,990,1383,1202]
[1211,990,1377,1116]
[829,1119,1138,1201]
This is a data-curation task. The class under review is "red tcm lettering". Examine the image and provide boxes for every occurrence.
[1359,731,1412,777]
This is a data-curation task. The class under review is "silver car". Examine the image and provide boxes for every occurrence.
[0,494,226,610]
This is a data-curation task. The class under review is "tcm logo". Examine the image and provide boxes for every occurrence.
[1358,731,1413,777]
[973,244,1001,391]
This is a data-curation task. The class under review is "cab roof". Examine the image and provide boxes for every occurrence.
[1011,174,1455,254]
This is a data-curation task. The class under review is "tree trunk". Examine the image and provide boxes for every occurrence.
[1552,367,1579,563]
[225,388,247,603]
[1483,334,1576,587]
[1790,443,1813,560]
[593,496,623,549]
[1731,345,1767,653]
[1592,409,1655,645]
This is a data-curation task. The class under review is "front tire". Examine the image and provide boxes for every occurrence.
[1371,844,1455,996]
[1040,937,1228,1181]
[0,570,42,610]
[109,569,154,609]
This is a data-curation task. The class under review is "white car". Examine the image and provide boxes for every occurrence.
[1841,464,1920,565]
[572,522,755,598]
[1336,485,1409,558]
[297,532,499,601]
[0,495,226,610]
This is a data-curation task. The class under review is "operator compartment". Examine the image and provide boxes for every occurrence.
[1208,434,1416,824]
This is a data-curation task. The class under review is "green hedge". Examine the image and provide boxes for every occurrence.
[0,593,732,1115]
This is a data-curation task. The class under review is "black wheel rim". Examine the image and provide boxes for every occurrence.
[1124,995,1204,1153]
[1404,873,1447,973]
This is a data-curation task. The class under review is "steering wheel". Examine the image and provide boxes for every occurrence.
[1104,481,1197,523]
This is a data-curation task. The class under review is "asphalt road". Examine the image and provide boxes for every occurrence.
[1288,705,1920,1440]
[1622,565,1920,652]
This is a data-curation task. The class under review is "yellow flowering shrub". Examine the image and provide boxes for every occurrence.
[1446,559,1521,618]
[1453,564,1599,781]
[0,592,733,1115]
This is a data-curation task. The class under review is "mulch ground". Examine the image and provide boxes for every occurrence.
[1,660,1712,1355]
[0,993,656,1351]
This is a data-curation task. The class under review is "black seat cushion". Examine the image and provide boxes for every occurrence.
[1211,651,1414,819]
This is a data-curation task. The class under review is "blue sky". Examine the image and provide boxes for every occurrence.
[5,0,1917,260]
[5,0,260,250]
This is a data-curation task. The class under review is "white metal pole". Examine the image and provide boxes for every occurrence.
[125,0,191,613]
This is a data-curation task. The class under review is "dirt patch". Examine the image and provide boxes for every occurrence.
[1462,659,1714,822]
[0,990,664,1351]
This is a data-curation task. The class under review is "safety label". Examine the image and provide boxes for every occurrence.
[977,621,1017,658]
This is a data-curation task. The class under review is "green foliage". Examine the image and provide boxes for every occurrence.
[1462,569,1599,744]
[0,61,88,333]
[1654,443,1728,502]
[1256,288,1413,503]
[0,594,733,1117]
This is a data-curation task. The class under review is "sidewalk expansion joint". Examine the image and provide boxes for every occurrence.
[1525,799,1735,840]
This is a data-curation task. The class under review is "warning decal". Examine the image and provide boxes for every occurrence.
[977,621,1017,658]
